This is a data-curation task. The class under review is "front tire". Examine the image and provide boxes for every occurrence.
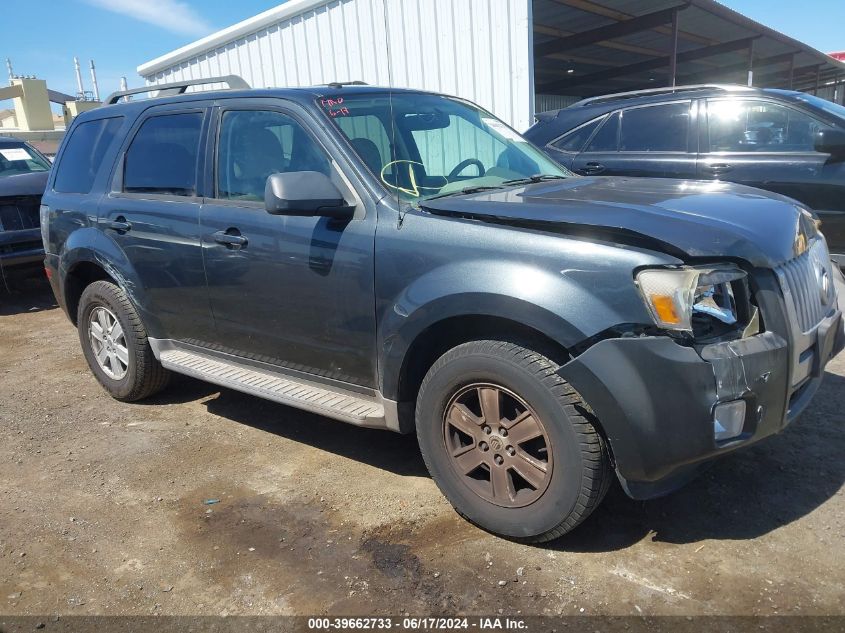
[416,339,611,542]
[77,280,170,401]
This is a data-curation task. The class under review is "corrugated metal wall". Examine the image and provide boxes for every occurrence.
[141,0,535,131]
[534,93,581,116]
[815,83,845,106]
[143,0,391,94]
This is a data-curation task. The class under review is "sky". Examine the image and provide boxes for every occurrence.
[729,0,844,53]
[1,0,843,108]
[2,0,281,103]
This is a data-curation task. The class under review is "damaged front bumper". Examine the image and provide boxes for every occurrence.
[559,309,844,500]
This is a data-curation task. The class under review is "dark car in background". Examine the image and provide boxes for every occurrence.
[0,136,51,281]
[525,85,845,266]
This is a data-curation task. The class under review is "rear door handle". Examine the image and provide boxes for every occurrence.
[580,162,605,174]
[212,229,248,249]
[703,163,733,174]
[107,217,131,232]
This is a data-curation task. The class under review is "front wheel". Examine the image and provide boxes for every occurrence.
[416,339,612,542]
[77,280,170,401]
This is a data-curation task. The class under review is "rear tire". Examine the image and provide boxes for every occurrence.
[416,339,611,542]
[77,280,170,401]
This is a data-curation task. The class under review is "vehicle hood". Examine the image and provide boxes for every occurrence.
[421,177,808,268]
[0,171,49,197]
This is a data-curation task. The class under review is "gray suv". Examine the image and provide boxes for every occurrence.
[42,77,844,542]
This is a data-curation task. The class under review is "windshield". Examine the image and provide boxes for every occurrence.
[0,142,50,178]
[792,93,845,122]
[319,92,568,202]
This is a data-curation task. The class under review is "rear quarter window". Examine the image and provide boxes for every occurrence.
[551,117,603,153]
[585,112,619,152]
[53,117,123,194]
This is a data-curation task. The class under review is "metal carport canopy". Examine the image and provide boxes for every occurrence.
[532,0,845,98]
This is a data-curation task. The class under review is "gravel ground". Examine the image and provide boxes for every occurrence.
[1,275,844,619]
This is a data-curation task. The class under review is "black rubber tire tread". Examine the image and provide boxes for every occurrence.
[77,280,170,402]
[416,338,613,543]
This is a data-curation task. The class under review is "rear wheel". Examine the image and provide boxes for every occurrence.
[77,280,170,401]
[416,339,611,542]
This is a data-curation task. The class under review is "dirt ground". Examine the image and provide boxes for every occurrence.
[1,275,844,619]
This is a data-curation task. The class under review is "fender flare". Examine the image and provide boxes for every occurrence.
[378,259,637,401]
[380,292,588,400]
[59,228,162,335]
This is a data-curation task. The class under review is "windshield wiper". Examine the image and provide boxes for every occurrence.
[423,185,505,201]
[423,175,567,202]
[502,174,568,185]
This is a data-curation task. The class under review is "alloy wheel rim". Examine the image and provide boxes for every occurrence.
[88,307,129,380]
[442,383,554,508]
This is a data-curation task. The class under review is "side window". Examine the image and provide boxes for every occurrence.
[124,112,203,196]
[620,102,690,152]
[551,117,603,153]
[54,117,123,194]
[584,111,619,152]
[216,109,331,202]
[708,99,830,152]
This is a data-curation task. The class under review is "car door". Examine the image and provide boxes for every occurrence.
[571,101,698,179]
[698,97,845,259]
[199,101,378,387]
[100,104,214,343]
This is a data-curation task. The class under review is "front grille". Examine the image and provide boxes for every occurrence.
[0,196,41,232]
[776,239,836,333]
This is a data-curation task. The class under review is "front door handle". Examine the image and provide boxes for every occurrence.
[703,163,733,175]
[212,229,248,249]
[107,217,131,232]
[580,162,606,175]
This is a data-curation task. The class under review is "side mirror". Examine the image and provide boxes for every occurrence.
[814,129,845,159]
[265,171,354,218]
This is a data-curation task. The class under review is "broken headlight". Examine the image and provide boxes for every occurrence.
[636,265,752,337]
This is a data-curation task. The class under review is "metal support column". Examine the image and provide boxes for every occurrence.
[814,65,822,95]
[669,7,679,87]
[787,54,795,89]
[746,40,755,86]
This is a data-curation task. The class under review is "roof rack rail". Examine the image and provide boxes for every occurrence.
[104,75,251,105]
[326,80,368,88]
[572,84,754,107]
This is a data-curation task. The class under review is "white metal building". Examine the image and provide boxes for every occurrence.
[139,0,533,129]
[138,0,845,131]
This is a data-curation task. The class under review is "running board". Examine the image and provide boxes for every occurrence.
[158,348,389,429]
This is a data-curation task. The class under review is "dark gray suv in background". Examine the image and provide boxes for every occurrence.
[525,85,845,266]
[41,78,844,542]
[0,136,51,277]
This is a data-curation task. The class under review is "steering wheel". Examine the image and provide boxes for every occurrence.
[447,158,486,180]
